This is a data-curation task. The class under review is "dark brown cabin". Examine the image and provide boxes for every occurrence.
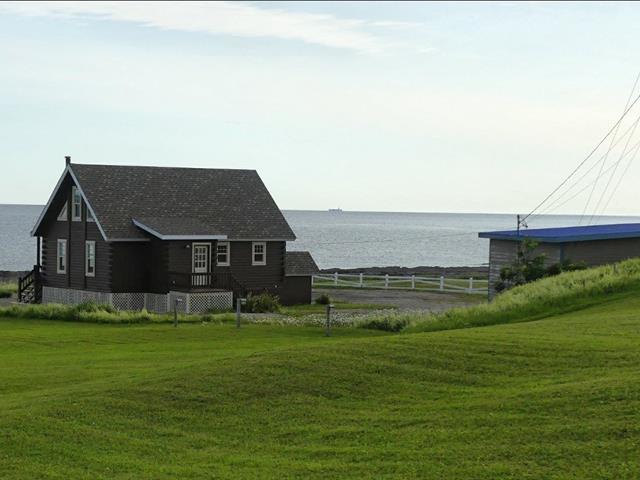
[21,158,319,313]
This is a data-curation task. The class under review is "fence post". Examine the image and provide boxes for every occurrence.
[468,277,473,292]
[439,275,445,291]
[411,274,415,289]
[325,303,334,337]
[385,274,389,289]
[334,272,338,286]
[359,273,364,288]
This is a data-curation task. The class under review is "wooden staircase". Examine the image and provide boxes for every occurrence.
[18,266,42,304]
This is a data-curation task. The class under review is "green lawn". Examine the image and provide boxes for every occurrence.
[1,289,639,478]
[0,282,17,298]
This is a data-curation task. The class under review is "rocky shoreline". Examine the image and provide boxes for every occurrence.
[320,265,488,278]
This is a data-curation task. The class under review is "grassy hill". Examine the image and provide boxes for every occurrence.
[2,268,640,478]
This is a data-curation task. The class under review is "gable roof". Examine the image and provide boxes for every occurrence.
[479,223,640,243]
[33,163,296,241]
[285,251,319,276]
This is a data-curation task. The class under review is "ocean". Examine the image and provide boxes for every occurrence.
[2,204,640,271]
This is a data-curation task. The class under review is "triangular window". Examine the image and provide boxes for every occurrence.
[57,202,68,221]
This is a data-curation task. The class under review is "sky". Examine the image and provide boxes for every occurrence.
[1,1,640,218]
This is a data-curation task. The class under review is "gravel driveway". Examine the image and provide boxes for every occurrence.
[313,287,486,313]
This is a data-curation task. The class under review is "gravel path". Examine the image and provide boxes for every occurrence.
[313,287,485,313]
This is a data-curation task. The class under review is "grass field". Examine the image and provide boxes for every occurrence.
[0,282,17,298]
[2,278,640,478]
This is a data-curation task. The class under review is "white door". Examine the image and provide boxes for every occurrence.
[192,244,210,287]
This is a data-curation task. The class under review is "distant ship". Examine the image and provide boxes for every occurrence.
[328,208,343,212]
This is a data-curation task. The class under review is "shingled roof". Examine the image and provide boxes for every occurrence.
[285,251,320,276]
[34,163,296,241]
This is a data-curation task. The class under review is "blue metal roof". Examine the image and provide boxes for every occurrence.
[478,223,640,243]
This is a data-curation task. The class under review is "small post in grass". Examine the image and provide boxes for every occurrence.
[468,277,474,292]
[440,275,445,291]
[173,297,183,327]
[325,303,334,337]
[236,297,246,329]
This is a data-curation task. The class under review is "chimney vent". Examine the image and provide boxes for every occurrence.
[65,156,71,166]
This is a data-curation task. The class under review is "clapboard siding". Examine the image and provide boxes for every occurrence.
[563,238,640,265]
[111,242,149,293]
[280,276,312,305]
[215,241,285,294]
[40,183,112,293]
[147,239,169,293]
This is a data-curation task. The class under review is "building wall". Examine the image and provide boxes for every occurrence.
[488,237,640,299]
[488,239,561,299]
[563,238,640,266]
[111,242,149,293]
[216,241,286,295]
[280,276,312,305]
[40,180,112,293]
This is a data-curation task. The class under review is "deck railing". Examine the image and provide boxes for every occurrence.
[312,272,488,295]
[167,271,246,297]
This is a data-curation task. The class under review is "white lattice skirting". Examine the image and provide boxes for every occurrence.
[42,287,233,314]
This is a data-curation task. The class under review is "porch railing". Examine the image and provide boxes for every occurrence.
[167,271,246,297]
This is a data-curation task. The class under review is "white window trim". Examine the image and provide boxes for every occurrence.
[72,186,82,222]
[85,241,96,277]
[252,241,267,266]
[216,241,230,267]
[57,202,68,221]
[87,210,95,222]
[191,242,212,273]
[57,239,67,274]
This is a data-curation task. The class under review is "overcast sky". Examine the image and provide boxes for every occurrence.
[1,1,639,217]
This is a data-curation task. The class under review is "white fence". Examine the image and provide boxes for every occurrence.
[312,273,488,295]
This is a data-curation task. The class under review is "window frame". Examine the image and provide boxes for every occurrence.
[86,210,95,223]
[252,241,267,266]
[57,202,68,221]
[216,241,230,267]
[56,239,67,274]
[85,241,96,277]
[71,186,82,222]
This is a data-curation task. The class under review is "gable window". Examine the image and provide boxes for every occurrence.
[216,241,230,267]
[252,242,266,266]
[57,202,68,221]
[57,239,67,274]
[85,241,96,277]
[72,186,82,221]
[87,210,95,222]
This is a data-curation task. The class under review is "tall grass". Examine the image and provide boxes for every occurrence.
[0,302,235,324]
[404,258,640,333]
[0,282,17,299]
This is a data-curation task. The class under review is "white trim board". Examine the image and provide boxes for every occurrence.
[132,218,227,241]
[30,165,109,242]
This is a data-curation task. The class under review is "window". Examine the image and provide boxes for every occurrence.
[252,242,266,266]
[87,210,95,222]
[57,202,68,221]
[57,239,67,274]
[72,186,82,221]
[85,241,96,277]
[216,241,230,266]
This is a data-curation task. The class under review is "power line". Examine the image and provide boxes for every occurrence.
[579,71,640,224]
[522,88,640,223]
[594,141,640,222]
[536,136,640,216]
[528,113,640,219]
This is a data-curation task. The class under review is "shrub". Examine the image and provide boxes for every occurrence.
[0,283,17,299]
[356,313,412,332]
[315,293,330,305]
[244,293,281,313]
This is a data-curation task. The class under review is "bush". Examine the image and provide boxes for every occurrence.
[356,313,412,332]
[315,293,330,305]
[244,293,281,313]
[0,283,17,299]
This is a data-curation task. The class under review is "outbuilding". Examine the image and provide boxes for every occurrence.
[479,223,640,298]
